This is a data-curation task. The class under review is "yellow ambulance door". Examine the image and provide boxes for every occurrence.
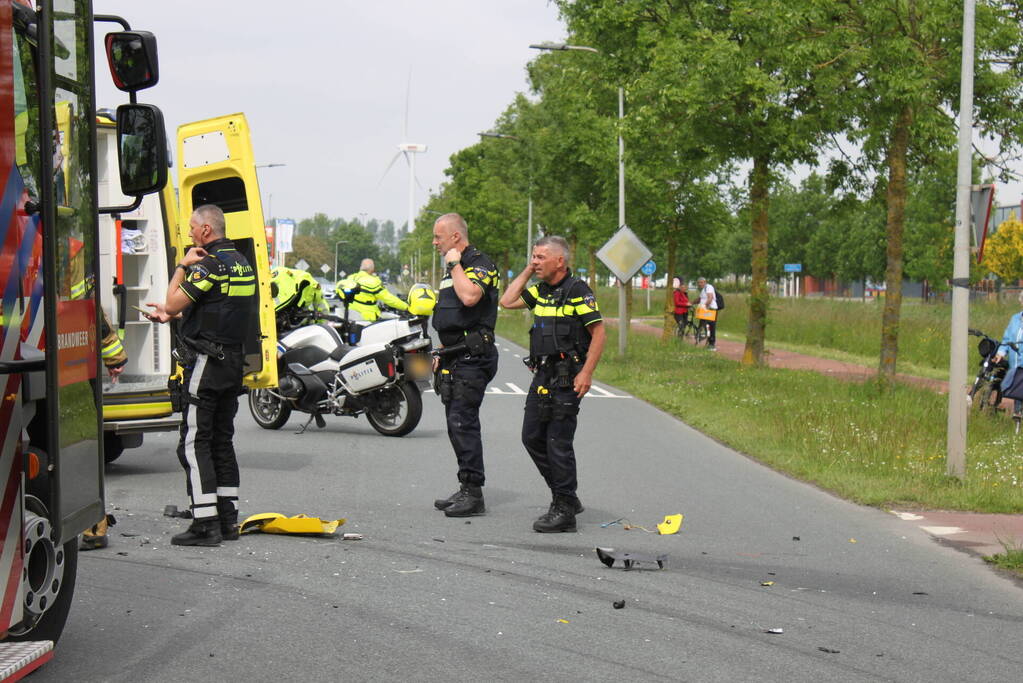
[175,113,277,388]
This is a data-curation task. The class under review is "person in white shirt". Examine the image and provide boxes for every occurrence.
[697,277,718,350]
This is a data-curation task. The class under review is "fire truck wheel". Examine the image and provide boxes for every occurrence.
[6,498,78,644]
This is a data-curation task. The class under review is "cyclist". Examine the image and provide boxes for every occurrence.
[672,278,690,331]
[993,290,1023,418]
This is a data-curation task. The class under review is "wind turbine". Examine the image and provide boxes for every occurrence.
[380,72,427,239]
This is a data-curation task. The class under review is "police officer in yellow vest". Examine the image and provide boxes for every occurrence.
[272,266,329,330]
[335,258,408,321]
[500,235,606,533]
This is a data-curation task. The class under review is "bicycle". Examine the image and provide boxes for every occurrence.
[692,318,712,347]
[674,313,698,341]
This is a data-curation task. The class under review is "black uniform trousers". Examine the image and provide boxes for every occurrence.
[522,364,582,497]
[176,348,244,520]
[439,348,498,487]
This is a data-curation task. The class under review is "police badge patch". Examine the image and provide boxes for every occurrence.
[583,293,597,309]
[190,264,209,282]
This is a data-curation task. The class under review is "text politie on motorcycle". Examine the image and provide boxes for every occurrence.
[145,204,255,547]
[334,258,408,321]
[430,213,501,518]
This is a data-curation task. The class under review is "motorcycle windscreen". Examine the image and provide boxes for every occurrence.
[48,2,103,541]
[175,113,277,389]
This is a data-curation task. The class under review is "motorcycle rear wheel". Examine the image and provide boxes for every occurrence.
[365,381,422,437]
[249,388,292,430]
[973,381,1001,413]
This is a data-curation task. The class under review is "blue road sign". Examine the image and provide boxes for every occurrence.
[641,260,656,276]
[783,263,802,273]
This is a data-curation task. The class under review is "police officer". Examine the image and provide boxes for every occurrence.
[335,258,408,321]
[272,265,329,331]
[430,214,499,517]
[500,235,606,532]
[146,204,256,546]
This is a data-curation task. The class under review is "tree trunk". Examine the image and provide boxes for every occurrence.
[742,154,771,366]
[879,107,912,381]
[663,219,679,340]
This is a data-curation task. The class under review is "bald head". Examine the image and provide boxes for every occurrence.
[360,258,375,274]
[192,204,226,238]
[433,212,470,257]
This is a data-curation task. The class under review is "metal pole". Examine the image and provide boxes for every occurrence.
[947,0,976,480]
[527,193,533,267]
[617,85,627,357]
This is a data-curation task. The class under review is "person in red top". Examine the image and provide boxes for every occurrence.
[672,278,690,326]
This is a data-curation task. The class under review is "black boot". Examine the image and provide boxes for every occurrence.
[537,494,584,523]
[533,495,576,533]
[171,518,223,546]
[443,484,485,517]
[218,501,239,541]
[434,488,462,511]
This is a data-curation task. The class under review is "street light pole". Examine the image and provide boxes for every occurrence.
[530,42,627,356]
[947,0,976,480]
[334,240,349,284]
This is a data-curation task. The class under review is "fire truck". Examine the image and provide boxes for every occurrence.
[0,1,168,677]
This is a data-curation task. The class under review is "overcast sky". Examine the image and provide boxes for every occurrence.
[95,1,565,230]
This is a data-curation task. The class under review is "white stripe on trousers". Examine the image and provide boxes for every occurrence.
[184,354,216,508]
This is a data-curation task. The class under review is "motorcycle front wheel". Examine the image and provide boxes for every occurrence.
[365,381,422,437]
[973,381,1001,413]
[249,388,292,430]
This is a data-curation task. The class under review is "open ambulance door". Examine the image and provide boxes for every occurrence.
[174,114,277,388]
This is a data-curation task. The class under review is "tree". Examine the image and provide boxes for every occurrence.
[984,214,1023,283]
[556,0,848,365]
[827,0,1023,379]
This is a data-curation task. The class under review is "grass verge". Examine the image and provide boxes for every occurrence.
[498,310,1023,514]
[984,544,1023,579]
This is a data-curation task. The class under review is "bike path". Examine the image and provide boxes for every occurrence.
[617,318,1022,564]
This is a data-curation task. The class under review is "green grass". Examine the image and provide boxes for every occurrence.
[498,310,1023,514]
[984,545,1023,578]
[596,287,1023,379]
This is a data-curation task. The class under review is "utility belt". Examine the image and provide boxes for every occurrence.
[435,328,494,360]
[173,335,241,367]
[433,329,495,403]
[524,351,583,389]
[532,383,581,423]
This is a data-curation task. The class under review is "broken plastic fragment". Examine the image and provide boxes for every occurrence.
[760,581,774,586]
[656,514,683,535]
[818,647,840,654]
[557,619,570,624]
[342,533,363,541]
[595,547,668,570]
[765,628,784,634]
[239,513,346,536]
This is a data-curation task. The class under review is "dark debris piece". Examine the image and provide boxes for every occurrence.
[163,505,192,519]
[818,647,840,654]
[613,600,625,609]
[596,547,668,570]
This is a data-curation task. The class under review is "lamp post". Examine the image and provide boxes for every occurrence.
[530,42,628,356]
[478,131,533,270]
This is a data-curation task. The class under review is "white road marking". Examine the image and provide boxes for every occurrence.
[423,384,630,398]
[505,382,526,394]
[919,526,967,536]
[892,511,925,521]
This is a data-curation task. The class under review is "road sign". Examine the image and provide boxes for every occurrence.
[320,264,331,274]
[596,226,652,283]
[641,260,656,276]
[783,263,802,273]
[294,258,309,271]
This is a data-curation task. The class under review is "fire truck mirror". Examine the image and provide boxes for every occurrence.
[105,31,159,92]
[115,104,168,196]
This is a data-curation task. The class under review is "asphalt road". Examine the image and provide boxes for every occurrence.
[36,337,1023,682]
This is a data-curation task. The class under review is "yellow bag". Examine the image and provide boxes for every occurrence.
[694,306,717,322]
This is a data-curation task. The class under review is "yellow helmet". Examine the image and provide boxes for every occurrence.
[407,282,438,316]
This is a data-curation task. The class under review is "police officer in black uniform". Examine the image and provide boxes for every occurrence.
[500,235,606,532]
[146,204,256,546]
[430,213,500,517]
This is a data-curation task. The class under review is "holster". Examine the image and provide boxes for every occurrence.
[463,329,494,357]
[435,369,455,405]
[537,386,553,423]
[182,335,226,360]
[168,377,184,412]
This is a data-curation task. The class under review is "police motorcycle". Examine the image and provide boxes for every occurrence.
[247,280,437,436]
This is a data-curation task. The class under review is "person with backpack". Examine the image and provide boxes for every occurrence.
[697,277,719,351]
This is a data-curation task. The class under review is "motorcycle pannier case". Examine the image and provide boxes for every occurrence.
[337,345,395,393]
